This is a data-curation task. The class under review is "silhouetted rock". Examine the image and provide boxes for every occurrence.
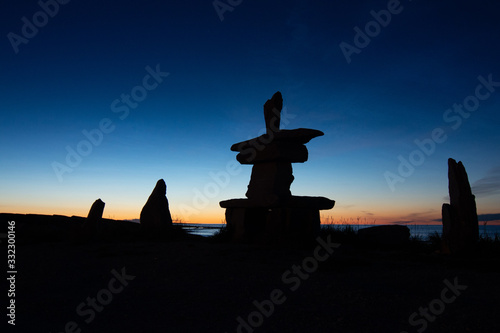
[236,141,308,164]
[220,92,335,245]
[264,91,282,134]
[221,196,334,245]
[231,128,324,165]
[231,128,324,151]
[358,225,410,247]
[442,158,479,253]
[245,162,294,205]
[81,199,105,241]
[220,196,335,209]
[140,179,173,233]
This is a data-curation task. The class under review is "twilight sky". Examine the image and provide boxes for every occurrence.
[1,0,500,224]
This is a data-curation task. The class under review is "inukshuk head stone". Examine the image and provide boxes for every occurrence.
[263,91,283,134]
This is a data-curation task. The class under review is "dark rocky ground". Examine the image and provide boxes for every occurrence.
[3,214,500,333]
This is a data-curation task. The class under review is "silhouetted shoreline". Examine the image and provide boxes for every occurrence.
[4,213,498,242]
[2,213,500,332]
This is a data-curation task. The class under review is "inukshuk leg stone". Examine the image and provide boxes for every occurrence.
[442,158,479,253]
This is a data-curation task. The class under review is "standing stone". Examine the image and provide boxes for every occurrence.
[81,199,105,241]
[264,91,282,134]
[140,179,173,233]
[442,158,479,253]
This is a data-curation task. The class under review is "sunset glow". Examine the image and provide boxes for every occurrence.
[1,1,499,226]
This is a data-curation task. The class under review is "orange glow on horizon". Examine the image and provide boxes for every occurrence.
[3,206,499,225]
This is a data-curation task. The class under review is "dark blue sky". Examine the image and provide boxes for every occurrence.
[1,0,500,223]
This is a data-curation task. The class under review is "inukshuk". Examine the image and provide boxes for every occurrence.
[220,92,335,244]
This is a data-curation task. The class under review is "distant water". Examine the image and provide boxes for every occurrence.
[181,223,500,240]
[179,224,225,237]
[335,224,500,240]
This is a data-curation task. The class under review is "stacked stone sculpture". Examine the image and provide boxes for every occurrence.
[220,92,335,244]
[442,158,479,253]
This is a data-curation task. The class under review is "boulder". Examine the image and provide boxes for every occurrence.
[140,179,173,233]
[358,225,410,247]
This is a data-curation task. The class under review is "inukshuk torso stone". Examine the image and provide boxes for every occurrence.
[220,92,335,244]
